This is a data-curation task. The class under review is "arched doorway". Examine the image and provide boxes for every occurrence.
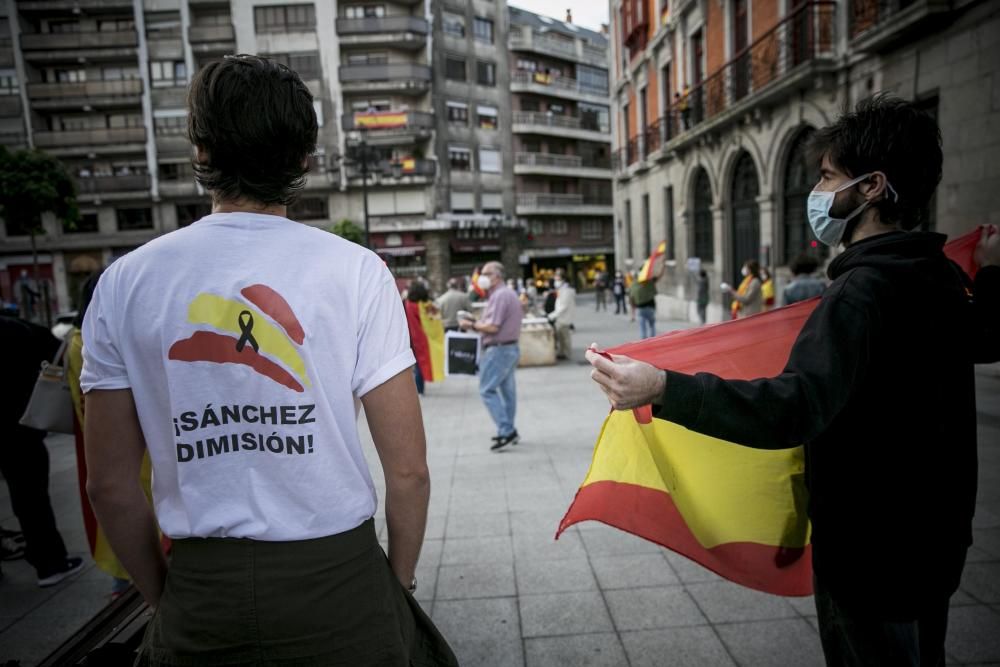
[691,168,714,262]
[782,128,821,264]
[729,151,760,284]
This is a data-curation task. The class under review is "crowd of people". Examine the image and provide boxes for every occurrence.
[1,56,997,667]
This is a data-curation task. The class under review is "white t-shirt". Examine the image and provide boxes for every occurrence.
[81,212,414,541]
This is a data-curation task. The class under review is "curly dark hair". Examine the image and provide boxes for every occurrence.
[188,55,318,206]
[809,93,942,230]
[406,280,430,303]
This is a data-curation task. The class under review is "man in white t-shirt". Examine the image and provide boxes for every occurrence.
[81,55,456,665]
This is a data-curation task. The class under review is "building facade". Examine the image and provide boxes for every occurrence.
[611,0,1000,321]
[508,7,613,288]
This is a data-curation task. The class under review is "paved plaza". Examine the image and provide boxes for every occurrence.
[2,295,1000,666]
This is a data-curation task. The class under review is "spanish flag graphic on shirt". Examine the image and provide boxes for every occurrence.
[168,284,310,392]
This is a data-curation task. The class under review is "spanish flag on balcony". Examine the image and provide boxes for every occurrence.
[637,241,667,283]
[558,231,980,596]
[405,300,445,382]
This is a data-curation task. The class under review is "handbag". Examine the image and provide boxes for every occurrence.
[19,336,75,434]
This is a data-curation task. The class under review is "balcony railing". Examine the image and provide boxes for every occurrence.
[516,193,613,208]
[346,158,436,180]
[616,1,835,171]
[188,24,235,43]
[18,0,133,11]
[511,111,610,134]
[848,0,945,42]
[33,127,146,148]
[341,110,434,133]
[75,173,151,194]
[514,152,611,170]
[510,70,609,99]
[27,79,142,100]
[339,63,432,90]
[336,16,429,36]
[19,30,137,50]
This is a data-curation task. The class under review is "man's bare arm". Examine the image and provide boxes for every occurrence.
[85,389,167,606]
[362,368,430,587]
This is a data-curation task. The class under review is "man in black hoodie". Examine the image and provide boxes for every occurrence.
[586,94,1000,665]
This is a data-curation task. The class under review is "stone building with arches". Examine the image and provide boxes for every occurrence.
[611,0,1000,322]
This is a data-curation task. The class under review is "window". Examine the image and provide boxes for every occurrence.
[579,102,610,132]
[107,113,144,128]
[158,162,194,180]
[66,213,99,234]
[450,191,475,213]
[473,17,493,43]
[577,64,609,94]
[582,219,602,240]
[530,220,545,236]
[116,207,154,231]
[150,60,186,87]
[345,5,385,18]
[48,20,81,33]
[479,147,501,173]
[443,12,465,37]
[549,220,568,235]
[446,101,468,124]
[692,167,714,261]
[449,145,471,171]
[477,105,498,129]
[481,192,503,214]
[145,11,182,37]
[516,58,537,71]
[345,52,387,65]
[268,52,321,79]
[0,69,17,95]
[445,56,466,81]
[664,186,675,260]
[476,60,496,86]
[55,69,86,83]
[288,197,329,220]
[642,193,651,258]
[153,114,186,135]
[625,199,633,259]
[98,18,134,32]
[520,98,540,112]
[254,4,316,33]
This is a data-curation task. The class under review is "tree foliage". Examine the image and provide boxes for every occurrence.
[0,146,79,236]
[328,218,364,245]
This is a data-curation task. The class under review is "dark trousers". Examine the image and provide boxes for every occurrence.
[815,577,949,667]
[595,288,607,311]
[0,426,68,576]
[614,293,627,314]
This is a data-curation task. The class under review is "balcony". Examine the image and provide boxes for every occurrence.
[33,127,146,149]
[511,111,610,142]
[509,31,607,68]
[513,152,612,179]
[335,16,428,49]
[155,134,192,156]
[339,63,431,96]
[848,0,950,52]
[616,1,837,174]
[345,158,436,185]
[17,0,133,11]
[341,110,434,146]
[510,70,609,104]
[74,174,151,195]
[0,96,22,117]
[26,79,142,108]
[20,30,137,52]
[188,24,236,52]
[515,193,613,216]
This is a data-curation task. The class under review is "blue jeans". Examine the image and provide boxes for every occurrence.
[637,306,656,339]
[479,344,519,438]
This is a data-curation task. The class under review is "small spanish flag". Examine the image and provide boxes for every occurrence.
[405,300,445,382]
[558,230,980,596]
[637,241,666,283]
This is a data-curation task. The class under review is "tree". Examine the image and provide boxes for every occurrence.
[0,146,79,325]
[328,218,364,245]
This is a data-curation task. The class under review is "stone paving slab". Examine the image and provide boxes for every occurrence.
[1,296,999,666]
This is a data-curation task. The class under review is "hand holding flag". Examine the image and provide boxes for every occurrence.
[586,345,665,411]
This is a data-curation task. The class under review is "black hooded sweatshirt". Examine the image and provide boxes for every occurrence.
[656,231,1000,619]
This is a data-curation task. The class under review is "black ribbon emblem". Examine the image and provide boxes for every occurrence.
[235,310,259,353]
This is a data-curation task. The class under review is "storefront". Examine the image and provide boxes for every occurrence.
[521,248,615,290]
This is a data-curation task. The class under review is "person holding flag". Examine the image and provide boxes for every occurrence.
[584,95,1000,665]
[630,241,666,338]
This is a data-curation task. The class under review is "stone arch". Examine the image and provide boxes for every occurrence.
[727,150,762,284]
[773,124,824,265]
[686,163,715,263]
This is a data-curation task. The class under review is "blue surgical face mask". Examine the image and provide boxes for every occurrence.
[807,173,898,247]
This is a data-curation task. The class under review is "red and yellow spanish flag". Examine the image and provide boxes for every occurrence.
[637,241,667,283]
[405,300,445,382]
[558,231,981,596]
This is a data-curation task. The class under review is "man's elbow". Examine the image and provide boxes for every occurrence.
[387,463,430,487]
[86,476,132,509]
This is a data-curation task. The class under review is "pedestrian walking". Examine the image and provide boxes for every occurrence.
[724,259,763,319]
[81,55,456,666]
[783,253,827,305]
[594,270,609,311]
[0,309,83,587]
[434,277,471,332]
[612,270,628,314]
[585,94,1000,667]
[548,269,576,360]
[459,261,523,451]
[696,269,710,324]
[630,271,658,339]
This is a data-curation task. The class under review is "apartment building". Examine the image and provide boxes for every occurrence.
[611,0,1000,321]
[508,6,613,288]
